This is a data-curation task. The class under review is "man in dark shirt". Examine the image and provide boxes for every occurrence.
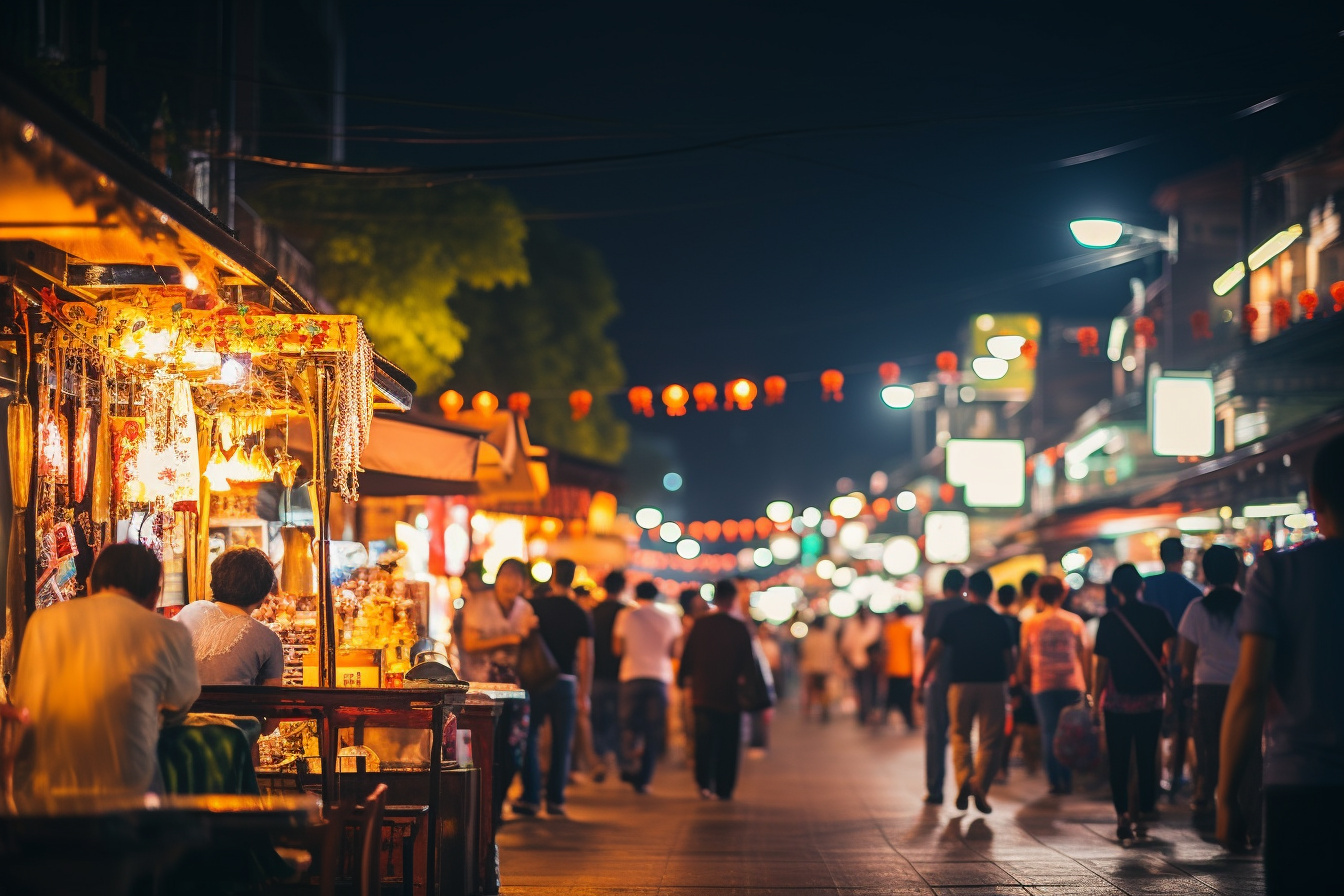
[921,570,1014,813]
[516,558,594,816]
[920,568,969,804]
[678,579,756,800]
[1143,536,1202,800]
[588,569,628,782]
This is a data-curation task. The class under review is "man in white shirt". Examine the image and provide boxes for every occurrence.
[612,581,682,793]
[12,543,200,803]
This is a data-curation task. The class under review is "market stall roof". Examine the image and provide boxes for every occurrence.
[0,67,413,410]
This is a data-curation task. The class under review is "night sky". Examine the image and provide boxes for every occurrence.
[328,2,1343,522]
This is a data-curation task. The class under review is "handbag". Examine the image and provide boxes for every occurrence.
[738,642,776,713]
[516,630,561,694]
[1111,606,1174,700]
[1054,698,1103,771]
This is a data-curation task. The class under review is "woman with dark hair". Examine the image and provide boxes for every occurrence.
[175,547,284,686]
[1091,563,1177,845]
[456,558,536,823]
[1179,545,1259,833]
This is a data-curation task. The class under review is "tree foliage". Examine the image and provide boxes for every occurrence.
[449,224,628,464]
[252,180,530,393]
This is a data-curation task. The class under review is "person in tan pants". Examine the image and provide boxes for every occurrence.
[919,571,1015,813]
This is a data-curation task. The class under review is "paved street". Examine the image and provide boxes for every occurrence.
[498,708,1262,895]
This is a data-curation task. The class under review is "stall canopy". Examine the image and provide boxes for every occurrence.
[288,411,483,496]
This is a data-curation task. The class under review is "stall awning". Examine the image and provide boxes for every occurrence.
[289,412,483,497]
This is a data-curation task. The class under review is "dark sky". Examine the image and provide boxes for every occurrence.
[329,2,1343,521]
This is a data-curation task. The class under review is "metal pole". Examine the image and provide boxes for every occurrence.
[313,365,335,688]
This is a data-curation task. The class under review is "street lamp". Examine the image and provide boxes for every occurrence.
[880,384,915,409]
[1069,216,1178,261]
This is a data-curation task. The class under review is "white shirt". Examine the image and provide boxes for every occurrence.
[12,592,200,801]
[613,602,681,683]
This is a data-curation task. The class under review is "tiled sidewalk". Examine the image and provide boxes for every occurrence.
[497,709,1262,894]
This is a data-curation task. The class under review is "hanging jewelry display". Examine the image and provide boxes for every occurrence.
[329,324,374,502]
[90,377,112,529]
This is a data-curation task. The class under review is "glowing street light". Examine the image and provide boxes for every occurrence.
[659,521,682,543]
[634,507,663,530]
[985,335,1025,360]
[971,357,1009,380]
[880,384,916,409]
[1069,216,1177,260]
[765,500,794,524]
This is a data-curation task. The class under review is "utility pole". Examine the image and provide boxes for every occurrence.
[326,0,346,164]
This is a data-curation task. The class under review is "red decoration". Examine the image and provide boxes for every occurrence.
[872,497,891,521]
[820,369,844,401]
[687,521,705,540]
[628,386,654,417]
[1272,298,1292,330]
[762,375,786,406]
[1076,326,1099,356]
[936,351,958,373]
[507,392,531,418]
[739,519,755,541]
[878,362,901,385]
[755,517,773,539]
[1331,281,1344,312]
[692,382,718,412]
[722,519,739,542]
[438,390,463,420]
[472,391,499,416]
[1133,316,1155,348]
[569,389,592,420]
[939,482,955,504]
[1242,304,1259,333]
[662,384,690,416]
[1190,310,1212,341]
[726,379,757,411]
[1298,289,1318,320]
[704,520,722,542]
[1020,339,1037,368]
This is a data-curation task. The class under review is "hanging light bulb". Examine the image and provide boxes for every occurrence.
[249,444,274,482]
[205,446,232,493]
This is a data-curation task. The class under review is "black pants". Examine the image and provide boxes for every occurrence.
[1103,709,1163,816]
[885,677,914,728]
[1265,786,1344,895]
[1193,684,1261,836]
[693,707,742,798]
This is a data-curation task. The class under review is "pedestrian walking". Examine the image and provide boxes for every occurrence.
[1220,433,1344,893]
[515,558,593,817]
[920,568,968,804]
[995,583,1025,782]
[1144,536,1202,800]
[881,604,917,731]
[840,605,883,725]
[613,581,682,793]
[920,570,1014,813]
[588,570,629,782]
[1019,575,1089,795]
[799,613,840,722]
[1091,564,1176,845]
[1177,544,1259,834]
[678,580,757,800]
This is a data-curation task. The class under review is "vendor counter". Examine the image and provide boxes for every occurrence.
[191,683,524,896]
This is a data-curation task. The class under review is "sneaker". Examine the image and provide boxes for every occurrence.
[973,792,992,814]
[923,793,943,806]
[1117,817,1136,847]
[544,803,567,817]
[955,783,971,811]
[511,802,539,817]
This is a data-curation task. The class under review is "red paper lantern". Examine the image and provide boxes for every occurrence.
[1242,304,1259,333]
[722,519,739,542]
[1298,289,1319,320]
[662,384,690,416]
[1076,326,1099,356]
[704,520,722,542]
[878,362,901,385]
[872,497,891,521]
[507,392,531,418]
[764,375,787,406]
[569,389,593,420]
[439,389,464,419]
[692,382,718,412]
[939,482,955,504]
[688,521,705,540]
[936,351,958,373]
[739,518,755,541]
[755,517,773,539]
[727,379,757,411]
[473,391,499,416]
[1020,339,1037,368]
[628,386,654,417]
[1272,298,1292,330]
[1190,310,1212,341]
[1133,316,1156,348]
[1331,281,1344,312]
[820,369,844,401]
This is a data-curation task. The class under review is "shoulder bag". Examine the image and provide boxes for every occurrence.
[738,638,776,713]
[516,630,561,694]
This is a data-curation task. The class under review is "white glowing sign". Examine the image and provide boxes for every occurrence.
[945,439,1025,508]
[924,511,971,564]
[1149,374,1214,458]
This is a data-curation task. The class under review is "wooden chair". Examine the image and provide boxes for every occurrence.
[269,782,386,896]
[0,704,30,814]
[349,783,387,896]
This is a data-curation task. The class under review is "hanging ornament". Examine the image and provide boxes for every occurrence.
[1190,310,1212,341]
[939,482,955,504]
[71,406,91,504]
[1331,281,1344,313]
[1076,326,1099,356]
[936,351,958,373]
[755,517,773,539]
[507,392,531,418]
[739,518,755,540]
[704,520,722,541]
[878,362,901,385]
[726,379,757,411]
[628,386,654,417]
[37,409,69,486]
[820,370,844,402]
[692,382,718,412]
[763,376,787,406]
[1272,298,1292,330]
[473,391,499,416]
[1133,316,1155,348]
[1298,289,1318,320]
[1242,304,1259,333]
[722,519,740,542]
[569,389,592,420]
[661,384,689,416]
[1019,339,1038,368]
[439,390,463,420]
